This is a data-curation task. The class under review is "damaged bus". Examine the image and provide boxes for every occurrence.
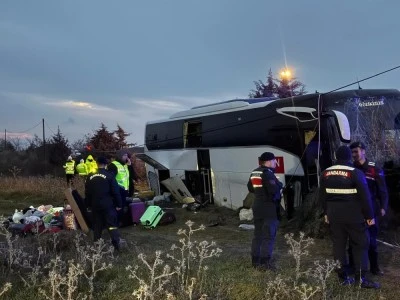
[138,89,400,211]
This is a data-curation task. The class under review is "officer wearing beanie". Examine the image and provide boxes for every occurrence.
[349,141,388,276]
[320,145,379,289]
[247,152,282,271]
[85,156,122,250]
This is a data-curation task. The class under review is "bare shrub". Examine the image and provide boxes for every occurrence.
[285,231,314,286]
[309,259,340,299]
[8,166,21,179]
[127,220,222,300]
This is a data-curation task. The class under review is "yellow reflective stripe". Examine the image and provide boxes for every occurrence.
[326,188,357,194]
[109,227,118,231]
[65,162,75,174]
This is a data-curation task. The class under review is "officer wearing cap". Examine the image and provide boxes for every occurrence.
[320,145,379,289]
[85,156,122,250]
[247,151,282,270]
[349,141,388,276]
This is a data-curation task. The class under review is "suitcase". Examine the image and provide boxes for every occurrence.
[140,206,164,229]
[129,202,146,224]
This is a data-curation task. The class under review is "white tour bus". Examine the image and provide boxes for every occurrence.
[138,89,400,211]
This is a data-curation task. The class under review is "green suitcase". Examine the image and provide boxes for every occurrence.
[140,205,165,229]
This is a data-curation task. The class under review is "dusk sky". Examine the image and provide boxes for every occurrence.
[1,0,399,146]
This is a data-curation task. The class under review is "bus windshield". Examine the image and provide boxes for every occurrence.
[325,90,400,165]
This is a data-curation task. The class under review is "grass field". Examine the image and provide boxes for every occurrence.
[0,176,399,299]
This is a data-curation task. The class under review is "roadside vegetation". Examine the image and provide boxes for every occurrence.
[0,176,399,299]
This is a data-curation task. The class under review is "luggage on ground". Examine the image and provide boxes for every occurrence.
[140,206,164,229]
[129,201,146,224]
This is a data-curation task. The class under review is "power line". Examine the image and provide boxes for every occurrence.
[7,121,42,134]
[323,65,400,95]
[44,120,56,136]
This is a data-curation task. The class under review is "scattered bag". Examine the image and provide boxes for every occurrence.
[23,216,41,224]
[239,208,253,221]
[63,208,77,230]
[239,224,255,230]
[159,212,176,226]
[12,210,24,223]
[186,203,201,212]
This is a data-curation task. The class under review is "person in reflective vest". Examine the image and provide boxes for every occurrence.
[85,154,98,175]
[85,156,122,250]
[63,156,75,186]
[76,159,88,177]
[108,150,130,223]
[320,145,379,289]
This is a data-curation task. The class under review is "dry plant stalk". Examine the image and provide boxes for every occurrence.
[284,231,314,286]
[294,283,320,300]
[0,282,12,297]
[310,259,340,299]
[127,220,222,300]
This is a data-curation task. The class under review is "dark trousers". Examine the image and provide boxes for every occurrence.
[330,222,369,278]
[93,208,120,249]
[251,218,279,265]
[349,223,380,272]
[66,174,74,185]
[117,188,129,221]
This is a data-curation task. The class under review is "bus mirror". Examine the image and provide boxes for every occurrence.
[329,110,351,143]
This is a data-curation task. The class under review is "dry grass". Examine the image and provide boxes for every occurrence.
[0,176,400,299]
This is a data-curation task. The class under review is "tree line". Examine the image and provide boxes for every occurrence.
[0,123,139,177]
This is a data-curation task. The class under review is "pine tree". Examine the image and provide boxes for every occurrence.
[89,123,117,151]
[114,124,130,150]
[48,127,70,166]
[249,68,306,98]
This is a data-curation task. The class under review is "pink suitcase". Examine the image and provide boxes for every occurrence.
[129,202,146,224]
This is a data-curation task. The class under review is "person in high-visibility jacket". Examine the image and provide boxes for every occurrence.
[63,156,75,186]
[76,159,88,177]
[85,154,98,175]
[108,150,130,223]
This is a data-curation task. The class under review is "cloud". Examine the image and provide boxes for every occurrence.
[0,91,245,144]
[4,132,33,139]
[133,99,184,111]
[43,100,115,112]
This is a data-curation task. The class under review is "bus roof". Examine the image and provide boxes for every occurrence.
[146,89,400,125]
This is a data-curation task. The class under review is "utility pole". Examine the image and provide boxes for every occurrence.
[42,118,46,173]
[4,129,6,151]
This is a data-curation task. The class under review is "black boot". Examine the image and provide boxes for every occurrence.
[369,251,384,276]
[251,256,260,268]
[259,257,277,272]
[355,273,380,289]
[336,268,354,286]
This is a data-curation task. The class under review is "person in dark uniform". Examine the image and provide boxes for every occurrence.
[349,141,388,276]
[85,156,122,250]
[320,145,379,289]
[247,152,282,271]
